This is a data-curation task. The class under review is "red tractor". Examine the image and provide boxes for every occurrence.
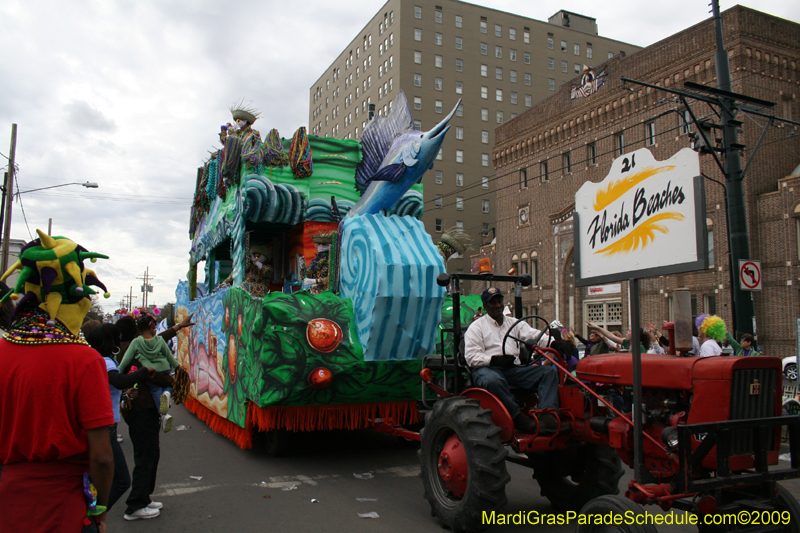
[417,271,800,532]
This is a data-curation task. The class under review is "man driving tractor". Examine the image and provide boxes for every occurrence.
[463,287,561,435]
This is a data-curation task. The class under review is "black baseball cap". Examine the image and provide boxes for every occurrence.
[481,287,503,305]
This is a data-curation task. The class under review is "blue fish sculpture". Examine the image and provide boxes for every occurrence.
[350,90,461,216]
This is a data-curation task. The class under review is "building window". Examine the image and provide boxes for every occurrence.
[525,73,532,85]
[455,59,462,72]
[574,43,580,55]
[435,55,442,68]
[435,170,443,184]
[548,78,555,91]
[482,199,489,213]
[645,121,656,145]
[434,77,442,90]
[495,24,502,37]
[455,37,462,50]
[563,151,572,174]
[509,28,516,40]
[455,127,463,140]
[455,81,463,94]
[547,36,554,49]
[510,49,516,61]
[511,254,519,274]
[707,218,715,268]
[680,109,692,134]
[495,66,502,80]
[434,32,442,46]
[508,91,516,104]
[481,43,488,55]
[510,70,517,83]
[481,108,488,121]
[414,28,422,41]
[574,64,581,74]
[456,150,464,163]
[608,51,614,59]
[496,111,503,124]
[414,120,421,130]
[541,160,549,181]
[456,172,464,185]
[587,46,593,58]
[482,177,489,189]
[482,153,489,166]
[523,29,530,43]
[588,143,597,165]
[531,258,539,286]
[435,100,443,113]
[456,197,464,210]
[435,9,442,23]
[615,133,625,156]
[523,52,530,64]
[436,148,442,160]
[561,40,567,52]
[496,89,503,101]
[495,45,502,58]
[456,221,463,233]
[525,94,532,107]
[481,64,488,77]
[435,218,443,232]
[414,96,422,110]
[414,51,422,64]
[456,103,463,117]
[414,73,421,87]
[455,15,463,28]
[481,130,489,144]
[481,86,488,99]
[414,5,422,18]
[561,60,568,73]
[480,20,487,33]
[435,194,443,208]
[520,168,528,188]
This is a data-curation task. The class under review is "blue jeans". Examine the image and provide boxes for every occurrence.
[471,364,560,418]
[108,424,131,510]
[149,371,172,408]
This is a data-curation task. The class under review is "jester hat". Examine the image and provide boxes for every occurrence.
[0,229,110,336]
[698,315,726,343]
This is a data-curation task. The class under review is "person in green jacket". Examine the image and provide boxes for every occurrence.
[118,314,179,419]
[726,332,762,357]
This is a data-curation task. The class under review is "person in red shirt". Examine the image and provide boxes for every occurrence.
[0,230,114,533]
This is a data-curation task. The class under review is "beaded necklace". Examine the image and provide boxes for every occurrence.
[3,308,87,346]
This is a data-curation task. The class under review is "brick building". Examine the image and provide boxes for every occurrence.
[308,0,639,273]
[485,6,800,356]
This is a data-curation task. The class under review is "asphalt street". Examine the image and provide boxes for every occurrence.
[106,405,800,533]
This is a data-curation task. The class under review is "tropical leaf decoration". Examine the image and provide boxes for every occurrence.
[592,165,675,212]
[594,212,685,257]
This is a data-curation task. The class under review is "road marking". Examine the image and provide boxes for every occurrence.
[155,482,222,497]
[374,465,420,478]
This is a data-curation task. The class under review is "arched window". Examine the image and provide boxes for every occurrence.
[519,253,529,275]
[530,251,539,286]
[511,254,519,275]
[706,217,714,268]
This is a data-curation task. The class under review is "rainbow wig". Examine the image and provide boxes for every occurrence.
[699,315,726,343]
[0,229,110,336]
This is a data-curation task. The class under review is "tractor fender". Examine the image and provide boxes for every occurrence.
[461,388,515,442]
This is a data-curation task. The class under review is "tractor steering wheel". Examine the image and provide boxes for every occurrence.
[502,315,551,365]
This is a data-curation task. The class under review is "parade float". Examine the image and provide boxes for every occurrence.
[175,92,463,449]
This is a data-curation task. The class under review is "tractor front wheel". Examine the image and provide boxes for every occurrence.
[419,396,510,532]
[532,444,624,512]
[576,495,658,533]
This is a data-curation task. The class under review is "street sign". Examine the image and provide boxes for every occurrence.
[738,260,761,291]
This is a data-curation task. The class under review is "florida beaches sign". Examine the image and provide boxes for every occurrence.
[574,148,707,286]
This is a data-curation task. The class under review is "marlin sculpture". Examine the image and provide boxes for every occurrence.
[350,90,461,216]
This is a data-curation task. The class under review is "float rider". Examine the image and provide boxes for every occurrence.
[464,287,562,435]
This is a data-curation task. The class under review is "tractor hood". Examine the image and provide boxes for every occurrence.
[575,353,783,390]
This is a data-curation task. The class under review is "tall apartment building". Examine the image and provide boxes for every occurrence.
[309,0,639,273]
[486,6,800,356]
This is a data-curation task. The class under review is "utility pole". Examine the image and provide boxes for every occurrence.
[1,124,18,273]
[137,267,154,309]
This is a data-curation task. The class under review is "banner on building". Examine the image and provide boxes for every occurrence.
[570,66,607,99]
[574,148,707,286]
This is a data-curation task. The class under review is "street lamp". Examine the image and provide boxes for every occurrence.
[14,181,99,197]
[1,181,100,272]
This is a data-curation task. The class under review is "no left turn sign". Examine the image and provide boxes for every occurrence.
[739,260,762,291]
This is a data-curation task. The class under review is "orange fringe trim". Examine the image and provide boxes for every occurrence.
[183,397,253,450]
[247,400,419,433]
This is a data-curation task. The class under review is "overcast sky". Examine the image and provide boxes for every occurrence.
[1,0,798,313]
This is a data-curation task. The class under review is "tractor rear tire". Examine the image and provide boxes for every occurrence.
[532,444,624,512]
[419,396,510,532]
[699,485,800,533]
[576,495,658,533]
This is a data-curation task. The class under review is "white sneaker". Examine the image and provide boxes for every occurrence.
[116,433,123,443]
[159,391,171,415]
[147,501,163,510]
[162,414,173,433]
[124,507,160,520]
